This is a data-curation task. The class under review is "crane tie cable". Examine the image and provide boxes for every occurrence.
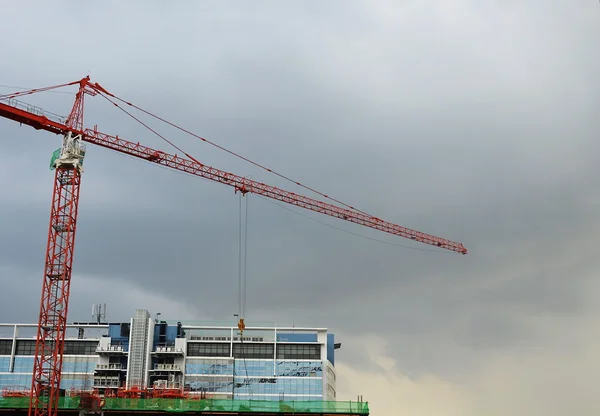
[1,80,462,254]
[96,91,456,255]
[100,90,372,217]
[0,81,80,100]
[5,79,388,222]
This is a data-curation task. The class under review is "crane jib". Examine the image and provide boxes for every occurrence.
[0,94,466,255]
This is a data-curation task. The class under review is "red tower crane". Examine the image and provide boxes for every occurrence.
[0,77,467,416]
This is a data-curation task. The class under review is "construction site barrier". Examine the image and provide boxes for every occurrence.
[0,396,369,414]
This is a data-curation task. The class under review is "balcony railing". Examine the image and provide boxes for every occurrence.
[95,363,123,371]
[153,346,184,354]
[96,345,126,354]
[153,364,182,371]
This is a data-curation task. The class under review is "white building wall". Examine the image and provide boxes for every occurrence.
[325,360,337,400]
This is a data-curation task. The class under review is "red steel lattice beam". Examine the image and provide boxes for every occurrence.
[26,79,89,416]
[29,167,81,416]
[0,95,467,253]
[82,128,467,253]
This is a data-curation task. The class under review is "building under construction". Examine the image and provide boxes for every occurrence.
[0,310,369,415]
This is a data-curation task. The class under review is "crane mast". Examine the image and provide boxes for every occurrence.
[31,165,80,416]
[28,80,90,416]
[0,77,467,416]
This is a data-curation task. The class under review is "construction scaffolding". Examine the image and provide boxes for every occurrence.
[127,310,152,389]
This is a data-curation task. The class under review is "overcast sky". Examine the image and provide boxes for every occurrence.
[1,1,599,414]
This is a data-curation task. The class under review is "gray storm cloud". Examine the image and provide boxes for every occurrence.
[1,1,599,414]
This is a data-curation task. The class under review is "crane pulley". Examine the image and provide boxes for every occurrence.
[0,76,467,416]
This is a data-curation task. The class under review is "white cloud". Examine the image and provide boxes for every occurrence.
[336,287,600,415]
[336,334,470,415]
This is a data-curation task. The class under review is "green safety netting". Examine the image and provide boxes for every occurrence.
[0,396,81,410]
[0,396,369,414]
[49,148,61,170]
[49,147,85,170]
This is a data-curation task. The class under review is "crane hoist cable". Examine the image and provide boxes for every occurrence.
[239,335,252,397]
[237,192,249,335]
[233,192,252,397]
[236,192,251,397]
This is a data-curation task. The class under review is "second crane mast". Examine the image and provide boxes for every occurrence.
[0,76,467,416]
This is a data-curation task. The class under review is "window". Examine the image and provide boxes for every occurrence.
[187,343,230,357]
[12,357,34,372]
[16,340,38,355]
[186,358,234,375]
[0,340,12,355]
[276,361,323,377]
[185,375,234,393]
[232,343,274,359]
[64,341,98,355]
[0,357,10,372]
[276,344,320,360]
[15,340,98,355]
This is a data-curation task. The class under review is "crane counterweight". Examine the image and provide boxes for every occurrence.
[51,131,86,171]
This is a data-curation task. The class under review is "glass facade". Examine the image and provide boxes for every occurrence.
[0,357,10,372]
[232,377,322,399]
[0,340,99,395]
[183,358,325,399]
[0,313,338,402]
[186,358,235,375]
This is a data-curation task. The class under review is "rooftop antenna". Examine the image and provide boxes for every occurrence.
[92,303,107,324]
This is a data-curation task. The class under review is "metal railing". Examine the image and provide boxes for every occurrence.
[0,97,66,124]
